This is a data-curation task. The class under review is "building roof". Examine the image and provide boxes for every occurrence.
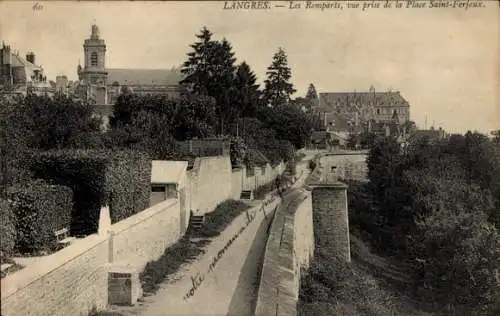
[107,68,183,86]
[318,91,409,110]
[151,160,188,184]
[408,129,446,142]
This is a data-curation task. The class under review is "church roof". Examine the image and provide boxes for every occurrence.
[318,91,409,110]
[107,68,183,86]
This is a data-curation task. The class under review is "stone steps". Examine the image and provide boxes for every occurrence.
[240,190,254,200]
[189,215,205,229]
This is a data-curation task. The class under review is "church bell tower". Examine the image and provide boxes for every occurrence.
[79,24,108,104]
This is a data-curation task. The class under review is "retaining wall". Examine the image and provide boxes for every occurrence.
[255,190,314,316]
[140,194,282,315]
[320,153,368,181]
[187,157,233,216]
[1,199,181,316]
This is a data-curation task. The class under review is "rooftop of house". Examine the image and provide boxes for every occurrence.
[409,128,446,142]
[318,91,410,111]
[107,68,183,86]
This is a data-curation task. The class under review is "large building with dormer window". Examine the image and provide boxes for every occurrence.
[314,86,412,138]
[0,42,52,96]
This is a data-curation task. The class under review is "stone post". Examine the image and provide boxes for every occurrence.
[310,183,351,263]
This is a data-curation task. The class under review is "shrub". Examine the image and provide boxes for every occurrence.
[308,160,317,171]
[0,199,16,260]
[230,136,247,168]
[7,180,73,253]
[30,149,151,235]
[254,182,276,200]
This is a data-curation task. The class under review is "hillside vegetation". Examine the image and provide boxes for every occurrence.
[300,131,500,315]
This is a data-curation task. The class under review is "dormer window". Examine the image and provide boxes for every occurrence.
[91,52,98,66]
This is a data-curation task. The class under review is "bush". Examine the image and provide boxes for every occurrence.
[0,199,16,260]
[308,160,317,171]
[230,136,247,168]
[30,149,151,235]
[254,182,276,200]
[6,180,73,253]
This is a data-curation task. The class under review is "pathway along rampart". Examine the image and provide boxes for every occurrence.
[255,151,354,315]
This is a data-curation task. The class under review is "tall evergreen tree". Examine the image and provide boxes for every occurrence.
[180,27,216,95]
[305,83,319,107]
[180,28,238,134]
[263,47,296,107]
[234,61,261,118]
[210,38,238,134]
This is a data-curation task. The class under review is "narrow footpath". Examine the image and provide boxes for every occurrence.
[102,156,314,316]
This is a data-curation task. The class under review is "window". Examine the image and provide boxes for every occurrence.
[376,109,380,115]
[151,186,165,193]
[166,184,177,199]
[91,52,98,67]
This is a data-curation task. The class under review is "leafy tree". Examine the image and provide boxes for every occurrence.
[15,93,102,150]
[346,133,358,149]
[172,94,217,140]
[0,96,31,195]
[263,104,313,149]
[409,206,499,313]
[263,47,296,107]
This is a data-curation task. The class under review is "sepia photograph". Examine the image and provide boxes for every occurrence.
[0,1,499,315]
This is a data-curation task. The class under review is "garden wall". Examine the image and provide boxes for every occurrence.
[144,194,282,315]
[188,158,284,214]
[110,199,181,269]
[1,199,181,316]
[187,157,232,216]
[1,234,109,316]
[230,168,243,199]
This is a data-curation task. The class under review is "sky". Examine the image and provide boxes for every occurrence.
[1,1,499,134]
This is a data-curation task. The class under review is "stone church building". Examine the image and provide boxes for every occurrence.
[76,24,182,125]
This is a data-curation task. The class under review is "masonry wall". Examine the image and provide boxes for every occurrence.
[1,199,183,316]
[255,189,314,316]
[1,157,286,315]
[294,193,315,277]
[110,199,181,268]
[320,153,368,182]
[311,185,351,262]
[187,157,232,216]
[230,168,243,199]
[145,195,281,315]
[1,235,109,316]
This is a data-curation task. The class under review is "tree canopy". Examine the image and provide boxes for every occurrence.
[263,47,296,107]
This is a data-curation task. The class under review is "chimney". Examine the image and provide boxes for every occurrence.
[26,52,35,64]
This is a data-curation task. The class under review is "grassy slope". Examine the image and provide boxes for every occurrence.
[299,234,430,316]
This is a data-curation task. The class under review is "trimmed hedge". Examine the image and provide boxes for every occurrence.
[0,199,16,260]
[6,180,73,253]
[30,149,151,235]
